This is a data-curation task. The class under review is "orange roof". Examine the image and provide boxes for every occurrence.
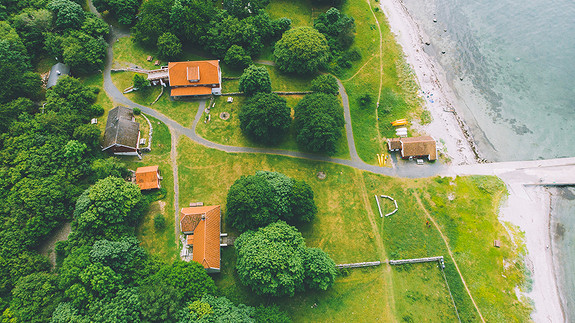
[168,60,220,87]
[187,234,194,245]
[135,165,160,190]
[170,86,212,96]
[180,205,221,271]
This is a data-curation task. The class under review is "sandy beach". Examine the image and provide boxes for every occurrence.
[379,0,478,166]
[380,0,569,321]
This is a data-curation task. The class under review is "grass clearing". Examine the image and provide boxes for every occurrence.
[175,137,529,321]
[113,37,161,70]
[196,95,351,159]
[123,116,178,261]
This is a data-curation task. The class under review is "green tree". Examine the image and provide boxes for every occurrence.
[61,32,107,75]
[90,237,145,274]
[87,288,142,322]
[311,74,339,95]
[238,65,272,95]
[71,177,146,243]
[133,73,149,90]
[139,284,183,322]
[92,0,141,25]
[253,305,292,323]
[73,124,101,149]
[154,214,166,230]
[157,32,182,60]
[47,0,85,30]
[132,0,172,47]
[226,174,276,231]
[303,248,337,291]
[239,93,290,144]
[293,93,345,155]
[9,273,62,323]
[235,221,307,297]
[185,295,255,321]
[313,7,355,50]
[274,27,329,74]
[224,44,252,69]
[90,157,129,180]
[81,12,110,38]
[287,179,317,224]
[170,0,217,43]
[148,261,216,301]
[11,9,52,60]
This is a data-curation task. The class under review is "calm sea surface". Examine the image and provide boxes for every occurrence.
[397,0,575,317]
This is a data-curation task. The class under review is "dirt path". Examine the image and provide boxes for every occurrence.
[171,128,180,247]
[414,194,486,323]
[354,169,397,321]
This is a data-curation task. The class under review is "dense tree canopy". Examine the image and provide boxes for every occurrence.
[132,0,172,47]
[224,44,252,69]
[48,0,85,30]
[274,27,329,74]
[235,221,336,297]
[226,171,317,231]
[314,7,355,50]
[157,32,182,60]
[238,65,272,96]
[294,93,345,155]
[239,93,290,144]
[9,272,62,323]
[223,0,270,18]
[92,0,141,25]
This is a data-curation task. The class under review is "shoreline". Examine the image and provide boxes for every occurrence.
[379,0,567,321]
[379,0,480,166]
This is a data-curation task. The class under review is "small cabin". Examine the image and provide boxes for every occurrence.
[135,166,161,190]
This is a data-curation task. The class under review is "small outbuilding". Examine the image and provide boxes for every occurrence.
[46,63,70,89]
[180,205,222,273]
[102,106,141,156]
[135,165,161,190]
[387,136,437,161]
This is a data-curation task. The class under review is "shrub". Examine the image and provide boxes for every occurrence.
[154,214,165,231]
[311,74,339,95]
[239,93,290,145]
[238,65,272,96]
[358,93,373,109]
[133,107,141,115]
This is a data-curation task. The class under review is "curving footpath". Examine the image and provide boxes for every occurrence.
[103,30,444,179]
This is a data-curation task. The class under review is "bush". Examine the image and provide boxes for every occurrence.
[157,32,182,60]
[239,93,290,144]
[358,93,373,109]
[133,74,149,91]
[274,27,329,74]
[154,214,166,231]
[238,65,272,96]
[133,107,141,115]
[224,45,252,69]
[311,74,339,95]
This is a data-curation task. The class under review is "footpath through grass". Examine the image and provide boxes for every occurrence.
[175,136,530,322]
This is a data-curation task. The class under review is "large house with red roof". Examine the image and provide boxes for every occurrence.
[147,60,222,98]
[180,205,222,273]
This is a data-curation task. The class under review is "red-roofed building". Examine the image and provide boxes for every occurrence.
[387,136,437,161]
[180,205,221,273]
[135,166,161,190]
[147,60,222,98]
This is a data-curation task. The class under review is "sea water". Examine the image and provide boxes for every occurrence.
[399,0,575,162]
[395,0,575,317]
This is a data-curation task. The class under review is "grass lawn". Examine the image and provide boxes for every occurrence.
[122,116,178,261]
[195,95,351,160]
[175,137,530,321]
[80,73,115,134]
[110,71,200,127]
[113,37,161,70]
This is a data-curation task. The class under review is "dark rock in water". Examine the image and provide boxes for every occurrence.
[441,51,446,54]
[433,18,437,22]
[459,76,464,81]
[425,41,431,45]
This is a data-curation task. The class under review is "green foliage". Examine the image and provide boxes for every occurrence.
[133,107,141,115]
[9,273,62,323]
[188,299,213,320]
[311,74,339,95]
[133,74,149,91]
[87,288,142,322]
[184,295,254,322]
[92,0,142,25]
[311,0,345,6]
[90,158,129,180]
[81,12,110,38]
[293,93,345,155]
[0,98,36,132]
[358,93,373,109]
[47,0,85,30]
[253,304,292,323]
[90,237,145,274]
[170,0,218,43]
[303,248,337,290]
[148,261,216,301]
[239,93,290,144]
[224,45,252,69]
[132,0,172,47]
[313,7,355,51]
[274,27,329,74]
[235,221,335,297]
[11,9,52,61]
[139,284,183,323]
[239,65,272,95]
[69,177,147,245]
[226,171,317,231]
[223,0,269,18]
[157,32,182,60]
[45,76,98,118]
[74,124,101,150]
[226,174,276,231]
[60,32,108,75]
[235,221,306,297]
[154,214,166,231]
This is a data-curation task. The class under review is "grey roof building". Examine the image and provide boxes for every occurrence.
[46,63,70,89]
[102,106,140,156]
